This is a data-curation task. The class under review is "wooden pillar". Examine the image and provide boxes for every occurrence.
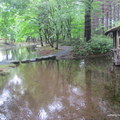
[113,31,116,48]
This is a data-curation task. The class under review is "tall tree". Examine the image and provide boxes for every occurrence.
[84,0,94,41]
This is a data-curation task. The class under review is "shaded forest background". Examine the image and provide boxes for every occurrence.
[92,0,120,33]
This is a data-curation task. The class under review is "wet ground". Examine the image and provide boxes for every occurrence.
[0,47,120,120]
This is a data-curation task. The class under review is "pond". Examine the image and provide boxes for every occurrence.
[0,46,40,62]
[0,54,120,120]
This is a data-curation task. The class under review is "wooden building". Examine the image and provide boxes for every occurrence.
[105,26,120,65]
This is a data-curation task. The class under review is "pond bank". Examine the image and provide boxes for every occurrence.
[0,41,112,60]
[72,52,112,60]
[8,55,56,64]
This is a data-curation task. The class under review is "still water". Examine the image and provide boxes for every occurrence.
[0,46,39,62]
[0,56,120,120]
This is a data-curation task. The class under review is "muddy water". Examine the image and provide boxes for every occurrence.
[0,57,120,120]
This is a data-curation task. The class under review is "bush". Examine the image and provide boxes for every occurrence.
[72,35,113,56]
[72,39,88,56]
[87,35,113,54]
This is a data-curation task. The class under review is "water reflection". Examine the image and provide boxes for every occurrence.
[0,58,120,120]
[48,98,63,113]
[39,108,48,120]
[0,51,7,62]
[0,46,39,62]
[9,75,22,85]
[0,89,10,106]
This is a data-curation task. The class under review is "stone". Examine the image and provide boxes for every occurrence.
[21,60,30,63]
[9,60,20,64]
[30,59,36,62]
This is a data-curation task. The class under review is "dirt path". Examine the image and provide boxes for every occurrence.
[54,46,73,59]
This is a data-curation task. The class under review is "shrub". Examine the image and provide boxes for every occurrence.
[88,35,113,54]
[72,40,86,56]
[72,35,113,56]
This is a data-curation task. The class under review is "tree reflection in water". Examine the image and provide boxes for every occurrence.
[0,46,38,62]
[0,58,119,120]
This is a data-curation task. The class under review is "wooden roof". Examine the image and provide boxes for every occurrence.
[105,26,120,35]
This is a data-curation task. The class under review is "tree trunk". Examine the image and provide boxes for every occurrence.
[40,35,43,46]
[55,32,59,50]
[84,0,92,42]
[84,8,91,42]
[39,29,44,46]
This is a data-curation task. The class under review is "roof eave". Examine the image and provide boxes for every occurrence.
[105,26,120,35]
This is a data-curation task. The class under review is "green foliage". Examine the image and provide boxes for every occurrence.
[0,0,85,46]
[72,35,113,56]
[0,0,30,42]
[72,39,88,56]
[115,21,120,26]
[0,0,116,51]
[87,35,113,54]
